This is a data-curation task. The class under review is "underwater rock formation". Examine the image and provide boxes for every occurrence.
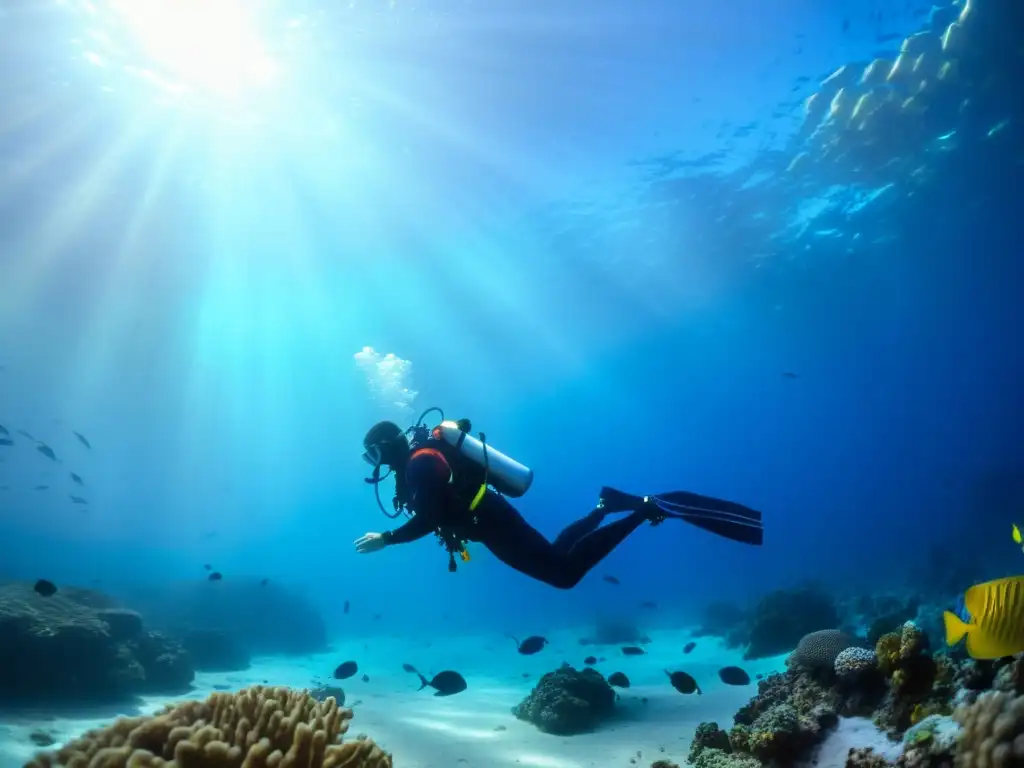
[512,663,616,735]
[123,577,328,658]
[0,581,193,704]
[744,585,840,660]
[25,685,391,767]
[580,615,648,646]
[696,601,749,647]
[179,628,252,672]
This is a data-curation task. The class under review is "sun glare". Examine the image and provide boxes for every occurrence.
[108,0,278,97]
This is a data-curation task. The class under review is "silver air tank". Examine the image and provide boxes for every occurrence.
[432,420,534,497]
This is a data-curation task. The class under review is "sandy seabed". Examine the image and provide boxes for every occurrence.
[0,628,899,768]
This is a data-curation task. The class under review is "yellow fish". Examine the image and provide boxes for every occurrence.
[1014,523,1023,552]
[944,576,1024,659]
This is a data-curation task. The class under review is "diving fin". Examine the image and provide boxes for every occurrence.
[598,486,764,547]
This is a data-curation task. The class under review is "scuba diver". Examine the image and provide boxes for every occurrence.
[354,408,764,589]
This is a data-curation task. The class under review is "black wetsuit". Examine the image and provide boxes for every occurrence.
[380,456,650,589]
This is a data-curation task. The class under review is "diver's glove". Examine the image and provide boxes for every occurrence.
[354,532,388,554]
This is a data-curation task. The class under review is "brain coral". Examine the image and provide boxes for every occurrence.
[25,685,391,768]
[787,630,858,670]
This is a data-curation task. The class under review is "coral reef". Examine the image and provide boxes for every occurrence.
[512,663,615,735]
[0,581,193,704]
[744,585,840,660]
[122,578,328,658]
[954,690,1024,767]
[25,685,390,767]
[788,629,860,670]
[872,623,955,736]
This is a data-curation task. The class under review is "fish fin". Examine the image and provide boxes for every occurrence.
[942,610,971,647]
[417,674,429,691]
[433,690,444,697]
[1014,524,1022,545]
[963,581,991,618]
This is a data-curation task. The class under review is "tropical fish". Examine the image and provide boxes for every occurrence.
[683,641,697,654]
[415,669,467,696]
[718,666,752,685]
[208,571,223,581]
[36,443,57,461]
[361,674,369,683]
[509,635,548,655]
[607,672,630,688]
[666,669,701,695]
[1013,524,1023,553]
[34,579,58,597]
[943,576,1024,659]
[621,645,646,656]
[334,661,358,680]
[402,663,417,673]
[70,472,84,486]
[73,431,91,449]
[583,656,598,665]
[603,575,621,585]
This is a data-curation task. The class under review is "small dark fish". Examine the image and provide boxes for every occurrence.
[73,431,91,449]
[361,674,369,682]
[402,663,417,673]
[621,646,646,656]
[666,669,701,695]
[602,575,621,585]
[607,671,630,688]
[584,656,598,665]
[36,443,57,461]
[782,372,800,379]
[208,572,223,581]
[17,429,33,440]
[32,485,49,491]
[509,635,548,655]
[718,666,752,686]
[334,661,358,680]
[640,600,658,610]
[204,564,212,570]
[344,600,350,614]
[70,472,84,485]
[34,579,58,597]
[69,495,88,505]
[0,438,13,447]
[260,578,269,586]
[684,642,697,654]
[417,670,467,697]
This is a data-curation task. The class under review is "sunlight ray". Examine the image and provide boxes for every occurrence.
[70,116,189,400]
[9,113,159,312]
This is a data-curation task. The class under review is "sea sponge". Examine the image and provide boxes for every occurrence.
[835,647,877,679]
[954,690,1024,768]
[25,685,391,768]
[787,629,858,671]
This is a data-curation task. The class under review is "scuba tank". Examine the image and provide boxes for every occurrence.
[431,420,533,498]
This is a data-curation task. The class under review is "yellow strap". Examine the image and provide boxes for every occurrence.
[460,548,471,562]
[469,483,487,511]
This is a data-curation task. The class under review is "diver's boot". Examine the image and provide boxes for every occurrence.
[598,487,665,525]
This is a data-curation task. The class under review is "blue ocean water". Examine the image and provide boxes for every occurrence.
[0,0,1021,766]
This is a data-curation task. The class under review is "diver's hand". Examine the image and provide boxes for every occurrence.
[354,532,387,554]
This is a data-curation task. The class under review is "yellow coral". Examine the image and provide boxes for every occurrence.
[899,622,925,659]
[26,686,391,768]
[875,632,901,675]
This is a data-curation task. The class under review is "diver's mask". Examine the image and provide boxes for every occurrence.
[362,443,386,469]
